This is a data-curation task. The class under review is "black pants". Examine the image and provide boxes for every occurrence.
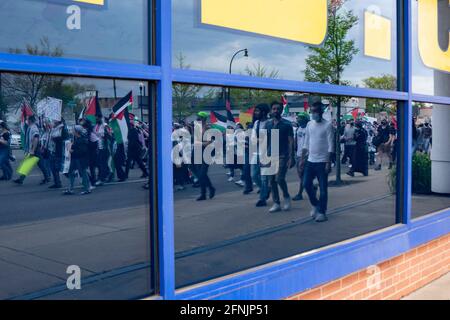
[270,156,290,204]
[126,148,148,178]
[303,162,329,214]
[114,144,127,180]
[196,163,213,196]
[97,148,111,182]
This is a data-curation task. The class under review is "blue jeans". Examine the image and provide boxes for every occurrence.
[251,163,261,189]
[0,149,12,179]
[303,161,329,214]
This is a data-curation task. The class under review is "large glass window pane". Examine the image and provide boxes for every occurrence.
[412,0,450,97]
[0,0,150,64]
[173,0,397,90]
[0,72,155,299]
[412,102,450,219]
[173,84,399,287]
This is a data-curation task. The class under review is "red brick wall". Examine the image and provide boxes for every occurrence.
[287,233,450,300]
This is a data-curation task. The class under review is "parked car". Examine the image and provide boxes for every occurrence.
[10,134,21,149]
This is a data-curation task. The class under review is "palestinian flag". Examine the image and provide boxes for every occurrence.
[110,91,133,145]
[210,111,228,132]
[20,101,34,150]
[225,100,236,128]
[239,107,254,129]
[281,95,289,116]
[79,92,102,123]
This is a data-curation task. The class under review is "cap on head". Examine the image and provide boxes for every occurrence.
[197,111,209,119]
[297,112,310,121]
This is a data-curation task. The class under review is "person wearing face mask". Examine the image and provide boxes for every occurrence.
[302,98,334,223]
[264,101,294,213]
[292,112,310,201]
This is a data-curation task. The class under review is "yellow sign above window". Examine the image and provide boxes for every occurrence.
[73,0,104,5]
[364,11,392,60]
[418,0,450,73]
[200,0,328,45]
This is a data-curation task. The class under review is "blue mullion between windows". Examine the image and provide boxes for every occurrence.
[156,0,176,300]
[172,68,409,101]
[411,94,450,106]
[0,52,162,81]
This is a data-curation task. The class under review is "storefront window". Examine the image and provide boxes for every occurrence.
[173,0,397,90]
[173,84,399,287]
[412,102,450,219]
[0,72,155,299]
[412,0,450,97]
[0,0,150,64]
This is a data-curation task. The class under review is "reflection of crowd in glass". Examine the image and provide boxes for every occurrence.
[0,114,150,195]
[173,98,400,223]
[412,117,432,155]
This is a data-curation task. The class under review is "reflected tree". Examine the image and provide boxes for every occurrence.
[173,53,202,121]
[363,75,396,115]
[303,0,359,184]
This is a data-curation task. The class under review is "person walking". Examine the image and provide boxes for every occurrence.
[0,121,12,181]
[265,101,294,213]
[347,121,369,177]
[194,112,215,201]
[126,119,149,179]
[48,119,68,189]
[302,98,334,223]
[293,112,310,201]
[251,104,270,206]
[14,115,49,185]
[93,115,111,186]
[64,125,91,195]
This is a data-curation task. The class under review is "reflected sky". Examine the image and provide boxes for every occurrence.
[0,0,148,63]
[173,0,397,88]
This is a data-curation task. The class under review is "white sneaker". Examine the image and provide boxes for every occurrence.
[235,180,245,187]
[227,177,234,182]
[282,197,291,211]
[315,213,328,223]
[310,206,319,219]
[269,203,282,213]
[176,185,185,191]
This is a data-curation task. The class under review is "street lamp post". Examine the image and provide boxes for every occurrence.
[227,48,248,104]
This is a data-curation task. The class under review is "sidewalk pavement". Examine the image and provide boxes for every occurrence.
[0,165,446,298]
[402,272,450,300]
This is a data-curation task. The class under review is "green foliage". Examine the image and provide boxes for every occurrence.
[304,4,359,86]
[230,63,283,111]
[412,152,432,194]
[387,153,432,194]
[363,75,397,114]
[173,53,201,121]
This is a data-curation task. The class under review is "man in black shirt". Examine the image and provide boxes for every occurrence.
[265,102,294,213]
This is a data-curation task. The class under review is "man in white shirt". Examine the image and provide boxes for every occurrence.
[302,99,334,222]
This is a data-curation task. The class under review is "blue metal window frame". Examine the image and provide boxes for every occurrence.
[0,0,448,300]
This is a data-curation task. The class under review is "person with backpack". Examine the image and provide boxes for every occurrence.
[373,120,391,171]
